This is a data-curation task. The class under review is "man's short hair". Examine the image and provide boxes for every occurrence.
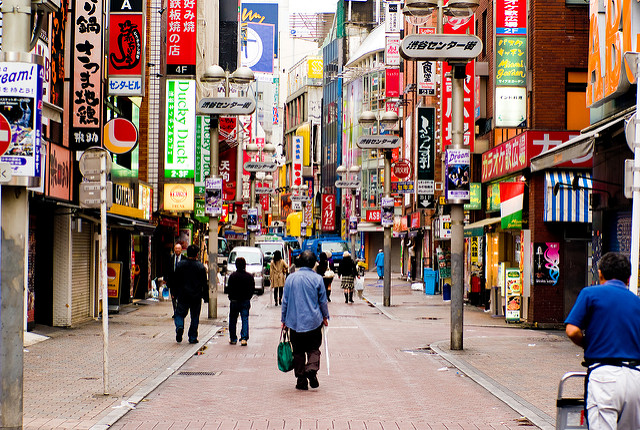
[186,244,199,258]
[598,252,631,282]
[235,257,246,271]
[298,250,317,269]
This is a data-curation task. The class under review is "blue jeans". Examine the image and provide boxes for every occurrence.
[174,299,202,343]
[229,300,251,342]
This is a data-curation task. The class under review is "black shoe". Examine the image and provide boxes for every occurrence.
[295,378,308,390]
[176,327,183,343]
[189,339,198,344]
[307,372,319,388]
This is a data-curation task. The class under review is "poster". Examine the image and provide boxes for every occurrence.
[445,148,470,202]
[381,197,394,227]
[247,208,259,231]
[349,216,358,235]
[505,267,522,321]
[533,242,560,286]
[205,177,222,216]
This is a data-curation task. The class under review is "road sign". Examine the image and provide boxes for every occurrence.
[400,34,483,61]
[198,97,256,115]
[356,135,402,149]
[244,161,277,172]
[0,162,12,183]
[335,180,361,189]
[0,113,12,157]
[79,148,112,181]
[79,181,113,208]
[291,195,311,203]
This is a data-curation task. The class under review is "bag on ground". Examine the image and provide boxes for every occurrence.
[277,328,294,372]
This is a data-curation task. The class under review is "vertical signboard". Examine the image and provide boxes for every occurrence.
[385,2,401,33]
[416,107,435,209]
[47,143,72,200]
[195,115,210,195]
[165,79,196,179]
[321,194,336,231]
[108,0,144,96]
[445,148,470,202]
[505,267,522,322]
[166,0,197,75]
[385,68,400,98]
[72,0,103,149]
[385,36,401,66]
[292,135,303,186]
[533,242,560,286]
[417,61,436,96]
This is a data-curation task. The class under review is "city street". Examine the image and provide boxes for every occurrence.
[23,274,585,430]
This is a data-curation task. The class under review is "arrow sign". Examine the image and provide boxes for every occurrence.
[400,34,483,61]
[0,113,12,157]
[244,161,278,172]
[335,180,361,189]
[0,162,12,183]
[198,97,256,115]
[356,135,402,149]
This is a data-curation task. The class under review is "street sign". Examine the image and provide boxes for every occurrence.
[356,135,402,149]
[255,187,273,195]
[79,148,112,181]
[0,162,12,183]
[400,34,483,61]
[79,181,113,208]
[291,195,311,203]
[335,180,361,189]
[244,161,277,172]
[198,97,256,115]
[0,113,12,157]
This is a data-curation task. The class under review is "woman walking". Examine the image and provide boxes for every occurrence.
[271,250,288,306]
[316,251,335,302]
[338,251,358,303]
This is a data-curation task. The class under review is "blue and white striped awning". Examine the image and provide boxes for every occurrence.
[544,172,592,223]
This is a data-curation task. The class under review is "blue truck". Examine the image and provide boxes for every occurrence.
[302,236,350,269]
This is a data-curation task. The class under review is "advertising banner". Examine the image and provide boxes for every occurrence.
[505,267,522,321]
[321,194,335,231]
[108,0,144,96]
[417,61,436,96]
[166,0,197,75]
[195,115,210,195]
[247,208,259,231]
[47,143,72,200]
[349,216,358,235]
[205,177,223,216]
[165,80,196,179]
[366,209,381,223]
[385,68,400,98]
[381,197,394,227]
[292,136,303,186]
[241,23,274,73]
[416,107,435,209]
[533,242,560,286]
[496,0,527,35]
[496,36,526,87]
[445,148,470,202]
[464,183,482,210]
[495,87,527,127]
[500,181,525,229]
[72,0,103,149]
[241,3,279,56]
[385,2,401,33]
[0,62,43,178]
[385,36,401,66]
[164,183,194,212]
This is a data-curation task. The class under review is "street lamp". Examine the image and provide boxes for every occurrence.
[200,65,255,319]
[245,142,276,246]
[359,110,399,307]
[337,163,361,257]
[402,0,479,33]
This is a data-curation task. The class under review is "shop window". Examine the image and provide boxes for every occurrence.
[566,70,589,131]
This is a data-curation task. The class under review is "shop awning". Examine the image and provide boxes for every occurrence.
[107,213,157,235]
[544,172,592,223]
[530,115,627,172]
[464,217,501,230]
[357,222,384,233]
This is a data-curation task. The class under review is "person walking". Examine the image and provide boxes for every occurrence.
[338,251,357,304]
[565,252,640,429]
[281,250,329,391]
[316,251,335,302]
[173,244,208,344]
[166,242,183,318]
[226,257,255,345]
[375,249,384,280]
[271,250,287,306]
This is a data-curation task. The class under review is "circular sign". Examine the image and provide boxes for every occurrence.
[0,113,13,157]
[170,185,189,203]
[393,159,412,179]
[104,118,138,154]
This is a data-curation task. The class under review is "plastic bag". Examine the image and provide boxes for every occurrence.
[277,328,294,372]
[355,276,365,291]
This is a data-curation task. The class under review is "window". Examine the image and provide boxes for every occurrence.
[566,70,589,131]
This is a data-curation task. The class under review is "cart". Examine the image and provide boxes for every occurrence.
[556,371,587,429]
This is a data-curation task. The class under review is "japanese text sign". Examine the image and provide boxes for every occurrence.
[417,61,436,96]
[400,34,482,61]
[496,36,527,86]
[292,136,303,186]
[416,107,435,209]
[496,0,527,35]
[195,115,210,195]
[108,0,144,96]
[166,0,197,75]
[165,79,196,179]
[385,36,401,66]
[321,194,335,231]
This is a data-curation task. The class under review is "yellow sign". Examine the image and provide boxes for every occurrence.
[308,58,323,79]
[107,262,122,298]
[164,183,194,212]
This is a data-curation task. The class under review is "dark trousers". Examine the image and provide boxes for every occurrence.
[174,299,202,343]
[273,287,283,305]
[229,299,251,342]
[290,325,323,378]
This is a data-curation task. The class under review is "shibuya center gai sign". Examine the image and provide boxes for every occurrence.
[400,34,483,61]
[165,79,196,179]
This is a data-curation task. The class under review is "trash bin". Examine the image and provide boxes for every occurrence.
[442,283,451,301]
[424,268,438,295]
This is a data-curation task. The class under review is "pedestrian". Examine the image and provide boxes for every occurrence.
[281,250,330,390]
[375,248,384,280]
[271,250,288,306]
[338,251,357,304]
[316,251,335,302]
[226,257,255,345]
[173,244,208,344]
[166,242,183,318]
[407,239,416,281]
[565,252,640,429]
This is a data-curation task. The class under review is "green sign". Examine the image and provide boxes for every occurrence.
[165,79,196,179]
[496,36,527,87]
[195,199,208,223]
[487,182,501,212]
[195,116,210,196]
[464,183,481,210]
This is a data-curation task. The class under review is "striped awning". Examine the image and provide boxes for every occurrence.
[544,172,592,223]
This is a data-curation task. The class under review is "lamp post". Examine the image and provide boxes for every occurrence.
[402,0,479,350]
[246,142,276,246]
[358,110,399,307]
[337,164,362,256]
[201,65,255,319]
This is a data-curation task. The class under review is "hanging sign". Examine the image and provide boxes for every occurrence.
[205,177,223,216]
[416,107,435,208]
[445,148,470,202]
[165,79,196,179]
[381,197,394,227]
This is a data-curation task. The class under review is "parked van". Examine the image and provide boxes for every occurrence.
[255,239,287,287]
[302,236,350,269]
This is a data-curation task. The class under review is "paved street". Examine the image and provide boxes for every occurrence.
[23,274,585,430]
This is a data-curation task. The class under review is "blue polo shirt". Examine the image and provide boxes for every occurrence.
[565,279,640,361]
[281,267,329,332]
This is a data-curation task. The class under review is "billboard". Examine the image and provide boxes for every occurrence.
[166,0,197,75]
[165,80,196,179]
[108,0,144,95]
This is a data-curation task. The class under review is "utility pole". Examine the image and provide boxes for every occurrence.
[383,149,392,306]
[208,115,219,318]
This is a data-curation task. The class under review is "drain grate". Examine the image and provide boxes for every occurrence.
[178,371,221,376]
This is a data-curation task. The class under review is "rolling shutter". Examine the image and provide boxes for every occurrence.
[71,220,92,325]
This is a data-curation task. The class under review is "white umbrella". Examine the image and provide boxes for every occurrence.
[323,325,330,375]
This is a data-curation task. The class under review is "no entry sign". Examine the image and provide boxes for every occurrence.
[0,113,12,157]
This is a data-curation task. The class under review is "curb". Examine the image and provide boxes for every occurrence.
[89,323,223,430]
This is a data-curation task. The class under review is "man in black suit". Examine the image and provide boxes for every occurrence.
[173,244,208,344]
[166,243,182,318]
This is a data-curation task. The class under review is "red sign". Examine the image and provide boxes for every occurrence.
[108,14,143,76]
[166,0,197,74]
[0,113,12,156]
[393,159,412,180]
[386,68,400,98]
[47,143,72,201]
[481,130,589,182]
[103,118,138,154]
[366,209,381,223]
[496,0,527,35]
[411,212,420,229]
[321,194,336,231]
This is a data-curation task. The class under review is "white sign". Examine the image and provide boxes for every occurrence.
[385,36,401,66]
[0,162,12,183]
[356,135,401,149]
[416,179,434,194]
[198,97,256,115]
[108,77,143,96]
[400,34,483,61]
[165,79,196,179]
[244,161,278,172]
[292,136,303,186]
[79,148,112,180]
[79,181,113,208]
[417,61,437,96]
[385,2,402,33]
[495,87,527,127]
[335,180,361,189]
[291,195,311,203]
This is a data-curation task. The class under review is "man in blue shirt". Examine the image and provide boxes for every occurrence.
[565,252,640,429]
[281,250,330,390]
[375,249,384,280]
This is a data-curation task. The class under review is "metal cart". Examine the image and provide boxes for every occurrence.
[556,371,588,429]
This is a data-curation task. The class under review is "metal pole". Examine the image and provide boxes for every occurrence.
[208,115,219,318]
[450,64,466,350]
[383,150,392,306]
[629,58,640,295]
[436,0,444,34]
[249,173,256,247]
[100,152,110,395]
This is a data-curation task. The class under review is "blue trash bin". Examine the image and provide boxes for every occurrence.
[443,283,451,301]
[424,269,438,295]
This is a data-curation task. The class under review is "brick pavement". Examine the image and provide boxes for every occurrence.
[22,273,585,429]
